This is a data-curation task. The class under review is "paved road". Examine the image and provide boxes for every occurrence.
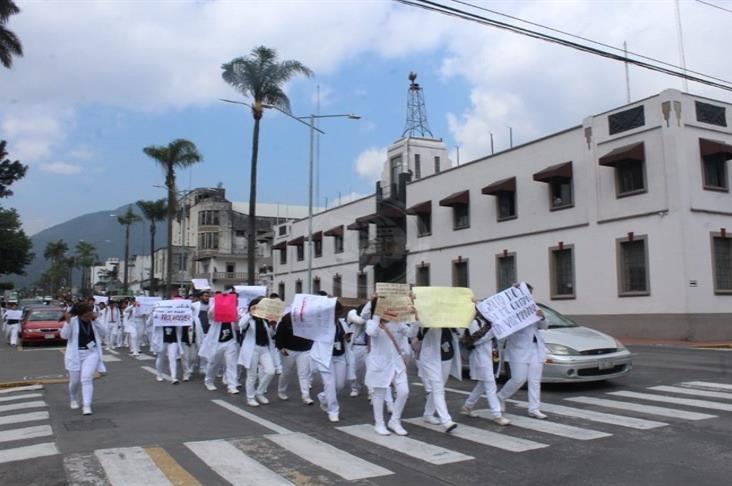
[0,343,730,485]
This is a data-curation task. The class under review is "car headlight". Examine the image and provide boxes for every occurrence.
[545,343,580,356]
[614,339,628,351]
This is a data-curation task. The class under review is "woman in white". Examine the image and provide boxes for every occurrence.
[60,303,107,415]
[497,304,548,419]
[365,297,411,436]
[347,305,369,398]
[198,294,240,394]
[102,301,122,350]
[3,302,21,347]
[311,301,350,423]
[122,299,139,355]
[150,319,183,384]
[460,310,510,425]
[238,297,280,407]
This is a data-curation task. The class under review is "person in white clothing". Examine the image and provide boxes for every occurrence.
[3,302,21,347]
[102,301,122,350]
[122,299,139,355]
[460,310,510,425]
[151,321,184,384]
[364,297,411,436]
[347,305,369,397]
[60,303,107,415]
[311,301,350,422]
[191,291,211,375]
[198,294,240,394]
[274,312,313,404]
[238,297,280,407]
[497,300,548,419]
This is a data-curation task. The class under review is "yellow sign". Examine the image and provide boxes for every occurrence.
[251,298,286,322]
[375,294,416,322]
[375,282,411,297]
[412,287,475,328]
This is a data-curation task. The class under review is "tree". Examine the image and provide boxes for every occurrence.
[0,0,22,69]
[222,46,312,285]
[136,198,166,296]
[43,239,69,295]
[1,141,27,198]
[117,205,141,294]
[143,139,202,296]
[74,241,98,297]
[0,207,32,275]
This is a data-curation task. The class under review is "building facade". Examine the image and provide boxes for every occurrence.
[273,88,732,340]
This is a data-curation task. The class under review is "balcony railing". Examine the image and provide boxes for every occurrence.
[359,238,405,258]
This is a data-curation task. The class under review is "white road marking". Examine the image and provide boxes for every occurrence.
[94,447,171,486]
[0,424,53,443]
[0,400,47,414]
[106,349,119,355]
[185,439,293,485]
[609,391,732,412]
[404,417,548,452]
[337,423,474,464]
[211,399,292,435]
[135,354,155,361]
[483,412,612,440]
[509,400,667,429]
[0,442,58,464]
[649,385,732,401]
[266,432,393,480]
[0,392,43,403]
[680,381,732,392]
[0,384,43,394]
[0,411,50,426]
[565,396,717,421]
[102,355,120,363]
[140,366,173,383]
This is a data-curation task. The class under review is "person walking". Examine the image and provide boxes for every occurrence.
[274,312,314,405]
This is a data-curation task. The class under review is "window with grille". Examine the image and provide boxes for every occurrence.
[617,237,650,295]
[497,192,516,220]
[608,106,645,135]
[198,210,220,226]
[550,246,575,298]
[357,273,368,299]
[702,154,729,191]
[434,156,441,173]
[278,282,285,301]
[198,232,219,250]
[616,160,646,196]
[453,204,470,230]
[550,180,573,209]
[279,247,287,265]
[496,254,516,292]
[358,228,369,249]
[295,280,303,294]
[417,212,431,236]
[296,245,304,261]
[334,234,344,254]
[314,239,323,258]
[452,260,469,287]
[333,275,342,297]
[312,277,321,294]
[696,101,727,127]
[414,154,421,179]
[712,235,732,293]
[416,265,430,286]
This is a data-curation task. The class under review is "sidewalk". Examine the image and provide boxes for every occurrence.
[0,343,68,387]
[620,337,732,349]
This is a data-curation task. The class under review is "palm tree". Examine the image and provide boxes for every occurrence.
[136,198,167,296]
[74,241,98,297]
[117,205,141,294]
[43,239,68,295]
[0,0,22,69]
[143,139,202,296]
[222,46,312,285]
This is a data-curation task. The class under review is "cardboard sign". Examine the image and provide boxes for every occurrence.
[412,287,475,328]
[214,294,238,322]
[291,293,337,343]
[375,282,411,297]
[152,299,193,327]
[93,295,108,306]
[233,285,267,311]
[477,282,540,340]
[191,279,211,290]
[375,294,415,322]
[251,298,286,322]
[4,310,22,320]
[134,296,162,317]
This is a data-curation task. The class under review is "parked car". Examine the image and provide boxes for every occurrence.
[21,307,66,345]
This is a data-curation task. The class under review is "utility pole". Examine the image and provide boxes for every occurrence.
[508,127,513,148]
[674,0,689,92]
[623,41,631,103]
[490,133,494,154]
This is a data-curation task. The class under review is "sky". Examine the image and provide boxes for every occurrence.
[2,0,732,236]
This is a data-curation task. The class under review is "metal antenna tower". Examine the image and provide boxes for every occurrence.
[402,72,434,138]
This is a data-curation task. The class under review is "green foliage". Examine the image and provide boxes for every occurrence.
[136,198,167,225]
[0,206,33,275]
[117,205,142,227]
[0,141,27,198]
[0,0,22,68]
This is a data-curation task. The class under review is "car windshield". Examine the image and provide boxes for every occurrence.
[539,304,578,329]
[28,310,64,322]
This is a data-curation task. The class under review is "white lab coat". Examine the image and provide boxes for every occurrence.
[411,324,462,382]
[237,316,280,371]
[122,305,136,333]
[503,320,548,364]
[466,320,495,380]
[310,319,351,373]
[197,301,241,360]
[190,301,209,338]
[61,317,107,373]
[364,316,411,388]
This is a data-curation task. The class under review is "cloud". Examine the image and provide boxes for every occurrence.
[39,161,83,175]
[354,147,387,182]
[68,145,95,160]
[0,110,70,162]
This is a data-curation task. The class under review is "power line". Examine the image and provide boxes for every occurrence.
[695,0,732,15]
[393,0,732,93]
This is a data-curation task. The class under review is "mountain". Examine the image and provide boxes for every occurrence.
[8,203,168,289]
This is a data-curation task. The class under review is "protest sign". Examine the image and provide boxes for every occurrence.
[375,294,415,322]
[233,285,267,311]
[251,298,286,322]
[291,293,337,343]
[152,299,193,327]
[214,294,238,322]
[191,279,211,290]
[412,287,475,328]
[93,295,108,306]
[134,296,161,317]
[4,310,22,320]
[476,282,540,340]
[375,282,411,297]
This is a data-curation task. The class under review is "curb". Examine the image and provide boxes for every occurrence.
[0,373,104,389]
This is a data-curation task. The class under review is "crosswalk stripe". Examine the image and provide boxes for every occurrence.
[102,355,120,363]
[94,447,172,486]
[0,424,53,443]
[0,442,58,464]
[0,400,47,414]
[648,385,732,401]
[64,452,112,486]
[609,391,732,412]
[404,418,548,452]
[0,384,43,394]
[0,411,49,426]
[145,446,202,486]
[106,349,119,355]
[141,366,173,382]
[509,400,667,429]
[0,393,43,403]
[211,399,292,434]
[135,354,155,361]
[337,423,473,464]
[680,381,732,392]
[565,396,717,421]
[265,432,393,480]
[481,412,612,440]
[185,439,293,485]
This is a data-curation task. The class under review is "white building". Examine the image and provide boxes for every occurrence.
[273,88,732,341]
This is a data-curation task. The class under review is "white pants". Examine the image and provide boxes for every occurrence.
[126,328,139,354]
[317,355,347,415]
[181,342,197,377]
[135,319,147,348]
[68,349,99,407]
[277,349,312,399]
[498,360,543,413]
[422,360,452,424]
[246,345,276,399]
[108,324,122,348]
[372,369,409,427]
[205,340,239,391]
[350,344,368,393]
[7,323,19,346]
[155,342,179,380]
[465,369,502,417]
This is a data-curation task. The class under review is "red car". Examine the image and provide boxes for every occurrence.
[21,307,66,345]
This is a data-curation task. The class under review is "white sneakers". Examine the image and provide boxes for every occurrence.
[387,419,408,436]
[278,393,289,401]
[443,421,458,433]
[328,413,340,423]
[182,373,191,382]
[422,415,441,425]
[528,410,548,420]
[460,406,477,417]
[205,383,217,391]
[70,400,80,410]
[156,375,164,382]
[302,396,314,405]
[171,379,180,385]
[82,406,92,416]
[374,424,391,436]
[247,398,260,407]
[255,395,270,405]
[227,388,240,395]
[493,416,511,426]
[349,389,359,397]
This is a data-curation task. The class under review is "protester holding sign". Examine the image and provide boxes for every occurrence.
[310,300,350,423]
[274,312,314,405]
[122,299,140,356]
[198,291,241,394]
[238,297,280,407]
[3,302,21,347]
[191,291,211,375]
[346,304,369,398]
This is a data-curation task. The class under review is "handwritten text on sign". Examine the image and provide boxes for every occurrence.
[375,282,411,297]
[476,282,540,339]
[251,298,286,322]
[135,296,162,317]
[375,295,415,322]
[152,300,193,327]
[291,294,336,343]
